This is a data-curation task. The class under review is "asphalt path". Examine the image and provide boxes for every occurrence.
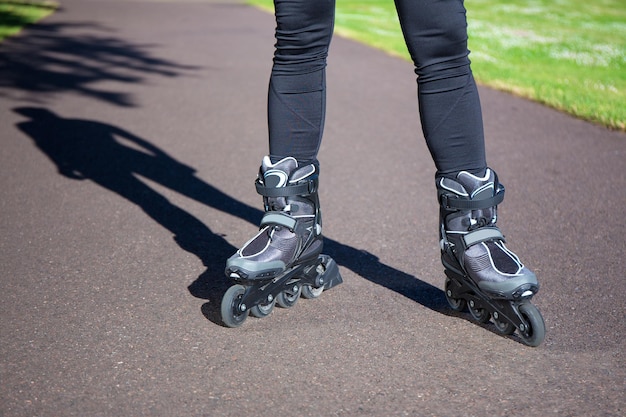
[1,1,624,415]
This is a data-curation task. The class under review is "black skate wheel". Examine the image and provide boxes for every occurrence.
[517,302,546,347]
[492,313,516,335]
[221,285,249,328]
[444,277,466,312]
[468,299,490,323]
[250,298,276,318]
[276,283,302,308]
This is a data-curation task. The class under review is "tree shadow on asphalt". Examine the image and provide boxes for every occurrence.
[0,14,197,107]
[15,107,451,327]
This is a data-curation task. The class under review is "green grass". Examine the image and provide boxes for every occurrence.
[251,0,626,131]
[0,0,57,42]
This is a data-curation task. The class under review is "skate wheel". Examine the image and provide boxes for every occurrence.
[250,298,276,318]
[221,285,249,328]
[276,283,302,308]
[301,284,324,299]
[517,302,546,347]
[468,300,490,323]
[444,277,466,312]
[492,313,516,335]
[301,263,325,299]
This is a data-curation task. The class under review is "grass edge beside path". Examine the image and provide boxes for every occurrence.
[0,0,58,42]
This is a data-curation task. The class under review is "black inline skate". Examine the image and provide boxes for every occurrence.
[221,156,342,327]
[438,169,545,346]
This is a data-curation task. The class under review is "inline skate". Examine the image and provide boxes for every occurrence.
[438,169,545,346]
[221,156,342,327]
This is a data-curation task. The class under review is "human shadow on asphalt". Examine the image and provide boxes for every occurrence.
[0,17,197,107]
[15,107,449,327]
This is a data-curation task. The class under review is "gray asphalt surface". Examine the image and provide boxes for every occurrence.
[1,1,624,416]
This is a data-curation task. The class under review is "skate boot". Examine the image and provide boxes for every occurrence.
[221,156,342,327]
[438,169,545,346]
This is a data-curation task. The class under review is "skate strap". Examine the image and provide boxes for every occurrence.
[260,212,312,235]
[463,227,504,247]
[256,179,315,198]
[440,187,505,210]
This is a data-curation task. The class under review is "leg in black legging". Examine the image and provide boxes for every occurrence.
[393,3,542,338]
[394,0,486,177]
[268,0,335,166]
[268,0,485,175]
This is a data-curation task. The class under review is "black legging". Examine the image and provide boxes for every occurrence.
[268,0,486,177]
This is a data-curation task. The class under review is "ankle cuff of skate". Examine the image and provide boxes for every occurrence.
[256,179,317,198]
[440,187,505,210]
